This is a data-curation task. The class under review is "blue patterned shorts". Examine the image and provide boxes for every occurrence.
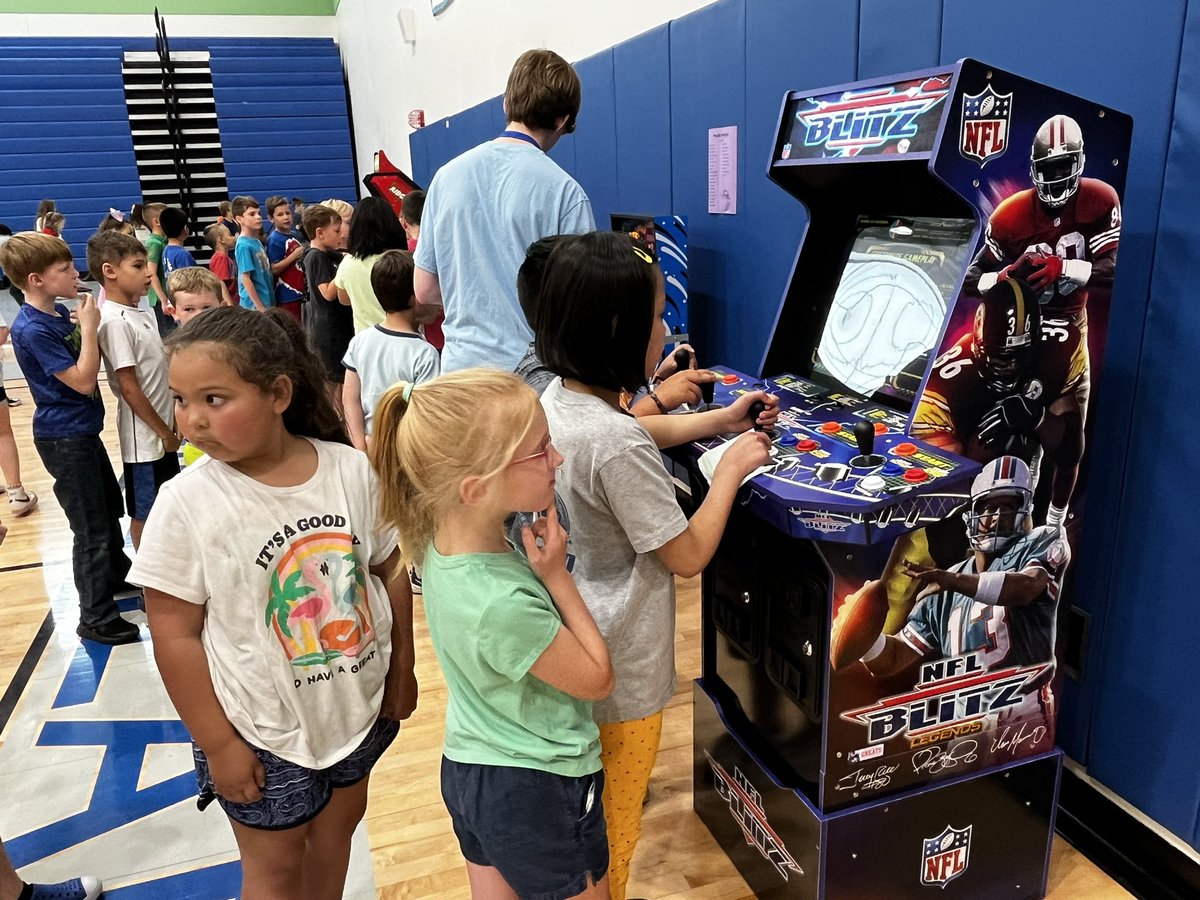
[193,716,399,830]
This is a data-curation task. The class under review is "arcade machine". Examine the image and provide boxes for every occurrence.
[682,59,1131,897]
[363,149,422,219]
[612,212,689,342]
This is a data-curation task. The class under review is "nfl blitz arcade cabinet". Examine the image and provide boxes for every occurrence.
[680,59,1131,897]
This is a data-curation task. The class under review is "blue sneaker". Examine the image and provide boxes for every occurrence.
[27,877,103,900]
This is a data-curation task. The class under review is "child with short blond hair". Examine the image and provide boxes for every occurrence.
[168,266,224,324]
[0,233,139,645]
[90,231,180,550]
[203,222,237,303]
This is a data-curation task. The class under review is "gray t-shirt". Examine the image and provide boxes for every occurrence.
[541,378,688,723]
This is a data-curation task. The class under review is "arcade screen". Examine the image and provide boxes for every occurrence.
[811,215,974,410]
[611,213,657,256]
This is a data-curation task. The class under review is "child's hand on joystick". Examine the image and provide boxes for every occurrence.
[722,390,780,433]
[654,368,719,410]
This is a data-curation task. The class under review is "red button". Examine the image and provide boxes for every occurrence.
[874,423,888,435]
[722,373,738,384]
[819,421,841,434]
[894,442,917,456]
[904,467,928,483]
[796,439,819,452]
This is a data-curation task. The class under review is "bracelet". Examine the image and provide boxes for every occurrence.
[648,389,668,414]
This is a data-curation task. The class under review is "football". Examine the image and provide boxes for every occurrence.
[979,94,996,116]
[830,579,890,670]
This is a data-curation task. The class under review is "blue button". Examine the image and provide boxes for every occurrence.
[779,432,798,446]
[882,462,904,476]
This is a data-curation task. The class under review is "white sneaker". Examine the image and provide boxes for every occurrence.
[8,487,38,517]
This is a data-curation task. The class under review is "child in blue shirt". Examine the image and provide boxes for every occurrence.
[265,197,307,321]
[232,196,273,311]
[0,233,140,646]
[159,207,196,283]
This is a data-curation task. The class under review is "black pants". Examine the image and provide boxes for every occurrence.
[33,435,130,628]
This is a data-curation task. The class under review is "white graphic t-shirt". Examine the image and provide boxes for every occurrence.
[130,439,399,768]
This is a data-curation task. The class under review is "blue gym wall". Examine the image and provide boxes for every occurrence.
[0,37,356,270]
[411,0,1200,849]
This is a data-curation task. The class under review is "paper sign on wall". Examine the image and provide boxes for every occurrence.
[708,126,738,214]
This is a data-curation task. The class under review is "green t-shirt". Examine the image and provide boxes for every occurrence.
[422,544,601,776]
[145,233,167,307]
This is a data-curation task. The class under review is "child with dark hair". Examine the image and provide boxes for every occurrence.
[342,250,439,452]
[265,197,307,322]
[537,230,777,900]
[232,197,273,311]
[333,196,407,333]
[90,230,180,549]
[160,208,197,286]
[399,189,443,352]
[513,234,574,395]
[129,305,417,900]
[301,204,354,410]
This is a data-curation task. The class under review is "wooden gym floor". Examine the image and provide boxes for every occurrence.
[0,369,1129,898]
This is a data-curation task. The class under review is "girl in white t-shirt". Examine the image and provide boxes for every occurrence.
[129,306,417,900]
[370,370,614,900]
[534,231,778,900]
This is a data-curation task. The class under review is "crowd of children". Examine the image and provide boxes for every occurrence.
[0,50,783,900]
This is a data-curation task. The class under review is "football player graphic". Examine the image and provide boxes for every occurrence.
[849,457,1068,737]
[960,114,1120,527]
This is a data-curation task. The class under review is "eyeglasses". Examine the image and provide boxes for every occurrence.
[507,436,557,469]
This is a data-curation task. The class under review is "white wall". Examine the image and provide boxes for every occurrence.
[335,0,718,182]
[0,14,336,38]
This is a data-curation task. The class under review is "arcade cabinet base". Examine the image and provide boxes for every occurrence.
[693,681,1062,898]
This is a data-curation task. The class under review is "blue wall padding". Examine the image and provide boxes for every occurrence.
[941,0,1189,763]
[210,40,357,205]
[743,0,859,373]
[573,50,620,229]
[858,0,942,78]
[1085,0,1200,845]
[0,44,140,269]
[668,0,746,353]
[613,25,673,213]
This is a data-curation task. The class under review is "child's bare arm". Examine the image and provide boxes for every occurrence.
[241,271,265,312]
[148,259,173,314]
[336,286,352,307]
[637,389,780,449]
[371,547,418,721]
[114,367,180,452]
[53,294,102,395]
[317,280,338,301]
[343,371,367,452]
[147,589,265,802]
[655,430,772,577]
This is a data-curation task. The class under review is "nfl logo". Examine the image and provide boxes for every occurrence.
[960,86,1012,166]
[920,824,972,887]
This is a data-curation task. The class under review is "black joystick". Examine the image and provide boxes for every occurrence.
[673,347,692,373]
[748,399,766,432]
[851,419,885,468]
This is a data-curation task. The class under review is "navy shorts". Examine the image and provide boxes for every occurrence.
[441,758,608,900]
[194,716,399,830]
[123,454,181,520]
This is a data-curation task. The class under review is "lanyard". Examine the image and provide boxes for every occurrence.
[499,130,541,149]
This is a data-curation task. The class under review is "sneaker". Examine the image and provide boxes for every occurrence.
[77,617,141,645]
[26,876,103,900]
[409,566,423,595]
[6,396,21,407]
[8,487,38,517]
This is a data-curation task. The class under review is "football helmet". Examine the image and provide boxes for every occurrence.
[1031,115,1085,208]
[970,278,1038,393]
[964,456,1034,554]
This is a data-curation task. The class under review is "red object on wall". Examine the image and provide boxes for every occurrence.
[408,109,426,129]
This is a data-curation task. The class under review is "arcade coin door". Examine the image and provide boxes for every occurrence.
[684,58,1131,898]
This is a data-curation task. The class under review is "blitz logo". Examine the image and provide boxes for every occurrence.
[706,753,804,881]
[921,824,972,887]
[960,86,1012,166]
[840,652,1051,744]
[795,77,950,156]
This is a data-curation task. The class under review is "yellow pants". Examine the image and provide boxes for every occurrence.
[599,711,664,900]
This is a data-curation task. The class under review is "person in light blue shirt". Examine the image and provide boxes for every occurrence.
[414,49,594,374]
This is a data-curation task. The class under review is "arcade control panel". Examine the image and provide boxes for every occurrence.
[690,369,980,544]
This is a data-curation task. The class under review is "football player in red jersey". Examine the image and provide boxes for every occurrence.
[960,114,1118,528]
